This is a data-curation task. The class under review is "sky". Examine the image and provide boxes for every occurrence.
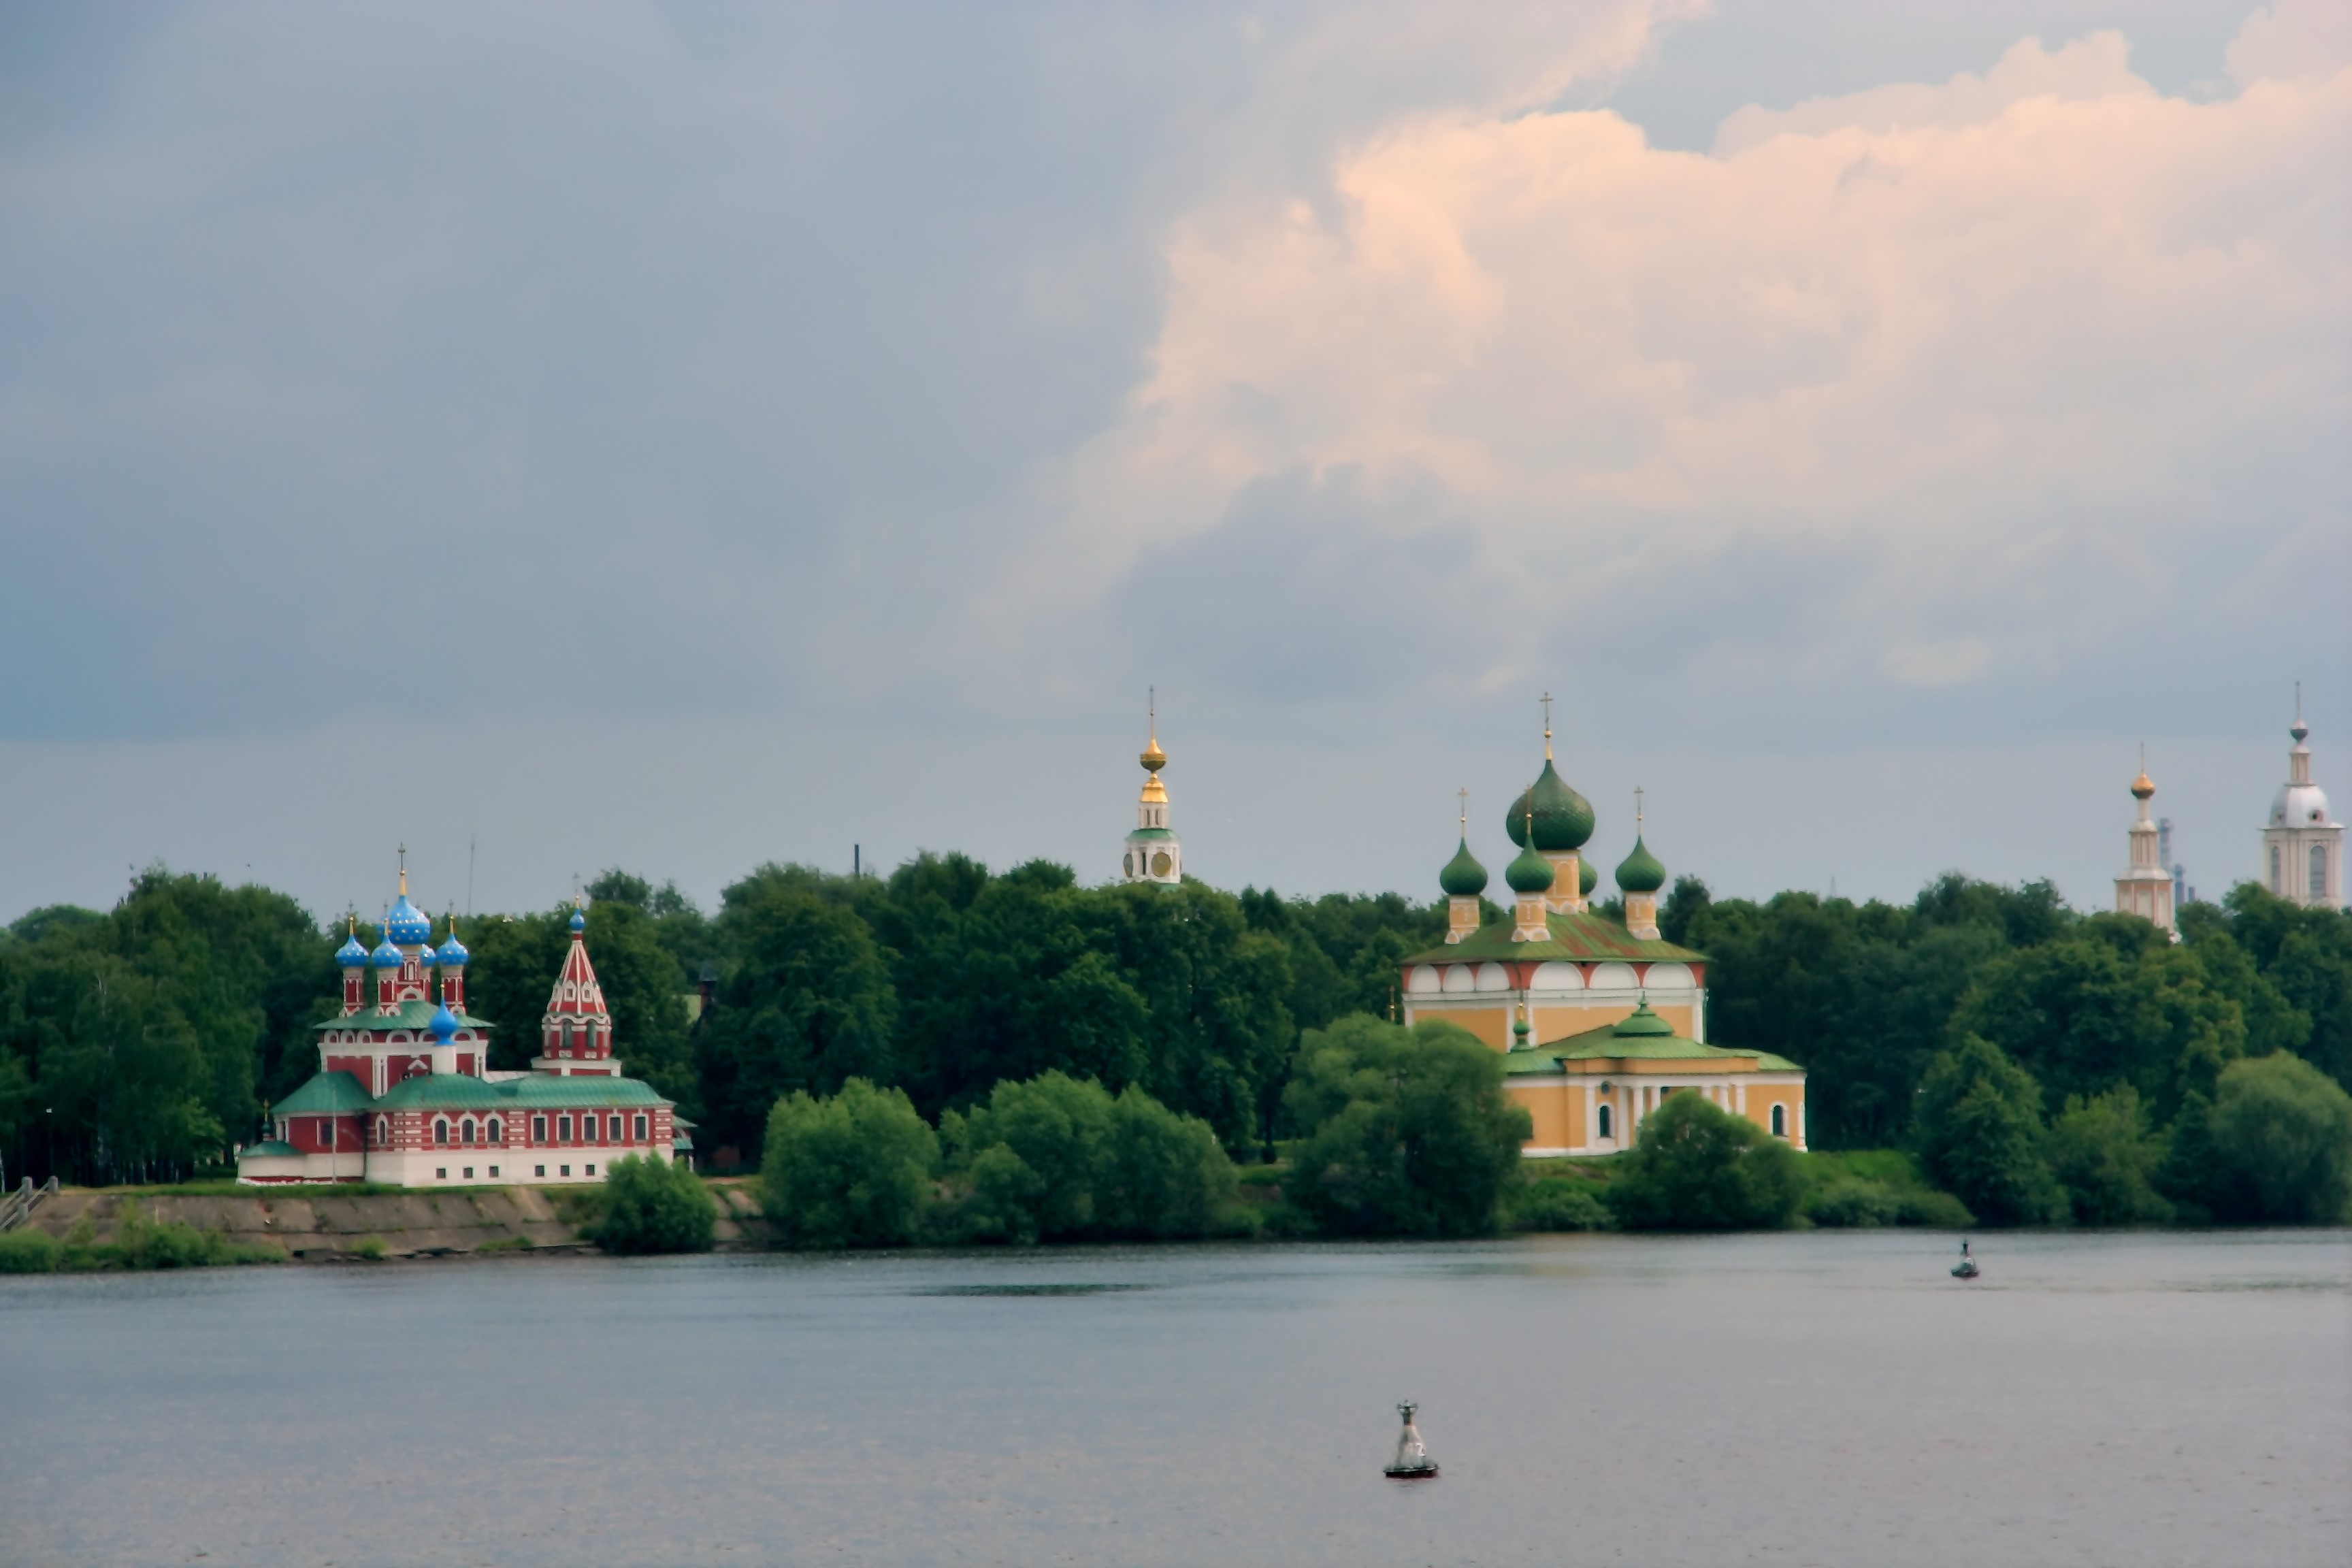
[1,0,2345,928]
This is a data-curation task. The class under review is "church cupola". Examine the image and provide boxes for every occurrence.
[1122,692,1183,885]
[533,901,620,1076]
[1615,789,1667,941]
[1506,694,1597,913]
[436,921,469,1010]
[2263,685,2342,908]
[1439,790,1488,943]
[2115,748,2176,936]
[1506,808,1555,943]
[336,919,369,1014]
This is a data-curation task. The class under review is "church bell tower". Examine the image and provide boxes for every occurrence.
[1122,693,1182,885]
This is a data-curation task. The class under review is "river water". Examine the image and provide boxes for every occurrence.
[3,1229,2346,1567]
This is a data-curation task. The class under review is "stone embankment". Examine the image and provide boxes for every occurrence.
[24,1180,771,1259]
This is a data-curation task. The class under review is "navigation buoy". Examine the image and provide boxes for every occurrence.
[1384,1401,1439,1480]
[1950,1239,1980,1280]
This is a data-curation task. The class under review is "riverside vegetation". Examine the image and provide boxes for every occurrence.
[1,860,2347,1239]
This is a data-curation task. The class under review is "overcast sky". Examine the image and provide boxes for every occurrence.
[1,0,2345,928]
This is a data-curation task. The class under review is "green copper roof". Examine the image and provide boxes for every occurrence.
[1505,838,1556,894]
[1505,760,1595,853]
[315,998,494,1035]
[274,1072,373,1115]
[1403,910,1704,966]
[1612,1000,1673,1036]
[1615,835,1666,894]
[1125,827,1177,843]
[1439,836,1489,897]
[242,1141,301,1158]
[374,1073,668,1111]
[1501,1015,1801,1075]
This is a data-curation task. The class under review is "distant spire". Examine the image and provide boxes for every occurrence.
[1458,787,1468,834]
[1541,691,1554,760]
[397,843,408,897]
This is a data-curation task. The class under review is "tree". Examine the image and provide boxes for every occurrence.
[1281,1015,1529,1237]
[947,1071,1115,1241]
[1605,1091,1804,1230]
[762,1079,938,1247]
[1098,1085,1240,1239]
[1915,1034,2065,1226]
[2046,1084,2171,1224]
[697,883,898,1157]
[590,1154,717,1254]
[2206,1053,2352,1223]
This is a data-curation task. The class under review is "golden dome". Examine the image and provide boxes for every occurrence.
[1141,734,1166,773]
[2131,770,2155,800]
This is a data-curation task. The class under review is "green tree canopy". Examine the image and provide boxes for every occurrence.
[1281,1015,1529,1237]
[590,1153,717,1254]
[1605,1090,1804,1230]
[1916,1033,2066,1226]
[2205,1052,2352,1223]
[762,1078,939,1248]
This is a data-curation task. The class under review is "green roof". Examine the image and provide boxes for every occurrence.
[242,1140,301,1158]
[1126,828,1178,843]
[1502,1012,1801,1075]
[1404,909,1703,966]
[274,1072,374,1115]
[1615,834,1666,894]
[315,998,495,1034]
[1506,760,1595,852]
[373,1073,668,1111]
[1505,838,1556,894]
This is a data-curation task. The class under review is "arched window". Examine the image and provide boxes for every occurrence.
[1771,1103,1786,1137]
[2271,844,2283,892]
[487,1117,503,1145]
[374,1115,389,1147]
[2313,845,2330,901]
[1597,1103,1613,1140]
[434,1119,450,1145]
[459,1118,474,1145]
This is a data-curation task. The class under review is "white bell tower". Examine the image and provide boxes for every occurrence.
[1122,692,1182,885]
[2263,687,2342,909]
[2115,750,2175,936]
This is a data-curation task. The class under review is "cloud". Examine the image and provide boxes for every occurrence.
[1034,6,2349,739]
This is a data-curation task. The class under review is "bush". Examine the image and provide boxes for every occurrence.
[2047,1084,2172,1224]
[1281,1016,1531,1237]
[1607,1092,1805,1230]
[2206,1052,2352,1223]
[0,1229,61,1273]
[589,1155,718,1254]
[936,1073,1241,1244]
[1508,1178,1614,1232]
[352,1236,389,1261]
[764,1078,938,1248]
[1893,1189,1976,1227]
[1804,1179,1901,1228]
[1916,1034,2067,1225]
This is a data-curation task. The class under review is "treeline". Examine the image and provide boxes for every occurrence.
[2,858,2347,1213]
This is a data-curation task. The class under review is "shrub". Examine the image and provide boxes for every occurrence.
[352,1236,389,1261]
[1607,1092,1805,1230]
[589,1155,718,1254]
[1281,1016,1531,1237]
[2047,1084,2172,1224]
[0,1229,62,1273]
[1804,1179,1901,1228]
[764,1078,939,1248]
[2206,1053,2352,1223]
[1916,1034,2067,1225]
[1508,1178,1614,1232]
[936,1073,1241,1244]
[1893,1189,1976,1227]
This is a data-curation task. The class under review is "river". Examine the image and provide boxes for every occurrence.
[3,1228,2346,1567]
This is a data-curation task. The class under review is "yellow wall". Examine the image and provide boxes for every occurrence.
[1412,1006,1512,1047]
[1513,1083,1577,1149]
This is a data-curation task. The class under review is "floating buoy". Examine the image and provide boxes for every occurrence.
[1384,1401,1439,1480]
[1951,1239,1980,1280]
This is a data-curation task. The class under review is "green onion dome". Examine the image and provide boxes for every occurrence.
[1439,836,1488,898]
[1615,834,1666,894]
[1579,854,1598,897]
[1612,1000,1673,1036]
[1503,760,1595,852]
[1505,837,1556,895]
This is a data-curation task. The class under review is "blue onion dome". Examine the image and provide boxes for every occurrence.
[1505,836,1556,896]
[371,930,404,967]
[1439,836,1488,898]
[336,930,370,968]
[1503,760,1596,852]
[1616,835,1667,894]
[434,928,469,968]
[1579,855,1598,898]
[569,907,587,933]
[385,894,431,947]
[429,1002,459,1043]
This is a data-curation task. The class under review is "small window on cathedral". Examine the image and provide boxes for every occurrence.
[585,1163,596,1177]
[487,1118,502,1145]
[532,1115,547,1143]
[436,1167,447,1179]
[558,1114,573,1141]
[1597,1104,1613,1140]
[461,1120,475,1145]
[560,1164,570,1177]
[488,1166,498,1178]
[434,1119,449,1145]
[2313,845,2330,900]
[1771,1104,1787,1137]
[634,1114,648,1141]
[2272,844,2283,891]
[535,1164,546,1177]
[462,1167,473,1179]
[608,1114,623,1141]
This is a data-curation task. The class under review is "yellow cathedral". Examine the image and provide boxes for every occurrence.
[1397,713,1806,1158]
